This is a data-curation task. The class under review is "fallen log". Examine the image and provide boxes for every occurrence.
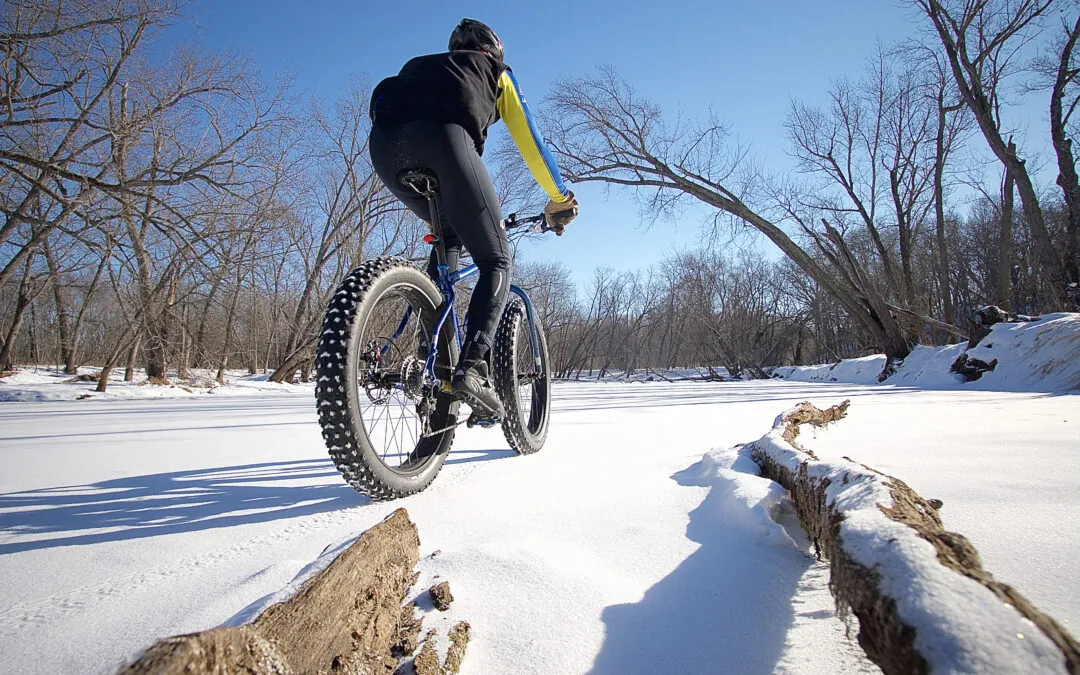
[748,401,1080,675]
[122,508,423,674]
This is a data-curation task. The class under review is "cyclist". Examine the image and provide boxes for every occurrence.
[368,18,578,418]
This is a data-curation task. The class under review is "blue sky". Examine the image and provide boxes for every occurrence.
[173,1,988,284]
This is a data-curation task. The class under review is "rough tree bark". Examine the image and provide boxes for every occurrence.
[748,401,1080,674]
[122,509,433,674]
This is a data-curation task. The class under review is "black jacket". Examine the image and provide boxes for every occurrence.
[370,51,504,155]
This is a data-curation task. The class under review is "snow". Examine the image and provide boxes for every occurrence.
[964,313,1080,392]
[1,318,1078,673]
[1,381,1077,673]
[773,354,886,385]
[0,367,308,402]
[752,406,1068,673]
[778,313,1080,392]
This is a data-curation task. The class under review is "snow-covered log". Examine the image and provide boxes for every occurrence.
[121,508,423,674]
[748,401,1080,674]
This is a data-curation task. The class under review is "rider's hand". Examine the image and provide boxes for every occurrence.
[544,191,578,236]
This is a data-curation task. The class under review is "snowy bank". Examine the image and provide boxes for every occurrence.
[0,367,313,402]
[775,313,1080,392]
[736,400,1080,674]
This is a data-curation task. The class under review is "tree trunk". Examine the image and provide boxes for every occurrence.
[0,266,34,371]
[122,509,425,675]
[195,271,227,367]
[28,301,39,364]
[125,341,139,382]
[146,271,176,381]
[249,276,258,375]
[0,252,49,370]
[68,244,111,373]
[999,146,1016,312]
[749,400,1080,675]
[934,97,956,328]
[923,0,1068,309]
[890,168,917,307]
[177,303,190,380]
[820,220,911,368]
[217,275,244,384]
[97,364,115,393]
[43,238,77,374]
[101,324,145,393]
[270,339,318,383]
[1050,15,1080,294]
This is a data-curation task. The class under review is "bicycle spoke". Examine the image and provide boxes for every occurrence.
[317,258,457,500]
[349,290,435,470]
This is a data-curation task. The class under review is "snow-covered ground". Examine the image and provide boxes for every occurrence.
[1,314,1078,673]
[1,374,1078,673]
[775,313,1080,392]
[0,367,306,402]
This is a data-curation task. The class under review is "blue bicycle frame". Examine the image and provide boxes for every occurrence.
[422,262,543,380]
[392,169,547,383]
[376,256,544,384]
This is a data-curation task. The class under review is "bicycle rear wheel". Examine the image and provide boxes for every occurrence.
[493,298,551,454]
[315,257,458,500]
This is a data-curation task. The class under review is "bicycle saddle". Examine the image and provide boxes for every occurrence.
[399,169,439,196]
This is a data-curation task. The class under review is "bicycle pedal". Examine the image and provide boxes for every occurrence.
[466,412,500,428]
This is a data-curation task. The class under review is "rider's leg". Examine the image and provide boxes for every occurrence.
[369,121,509,415]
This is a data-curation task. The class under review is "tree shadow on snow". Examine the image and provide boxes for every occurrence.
[0,459,367,554]
[589,455,813,674]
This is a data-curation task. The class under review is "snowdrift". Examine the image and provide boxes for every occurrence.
[775,313,1080,392]
[733,401,1080,674]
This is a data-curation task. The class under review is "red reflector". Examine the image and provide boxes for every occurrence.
[423,234,436,244]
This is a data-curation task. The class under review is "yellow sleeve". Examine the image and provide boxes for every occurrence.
[496,69,570,203]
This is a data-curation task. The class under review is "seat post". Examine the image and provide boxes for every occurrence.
[425,192,448,269]
[399,170,447,269]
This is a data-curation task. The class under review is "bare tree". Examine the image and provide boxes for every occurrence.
[268,82,406,383]
[545,67,915,371]
[914,0,1073,307]
[1042,10,1080,302]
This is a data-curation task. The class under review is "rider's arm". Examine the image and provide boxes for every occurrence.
[496,68,572,203]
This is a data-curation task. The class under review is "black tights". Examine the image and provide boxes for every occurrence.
[369,120,510,365]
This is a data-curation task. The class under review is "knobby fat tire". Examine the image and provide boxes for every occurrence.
[315,257,456,500]
[493,298,551,454]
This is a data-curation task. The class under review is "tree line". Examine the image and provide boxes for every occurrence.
[2,0,1079,385]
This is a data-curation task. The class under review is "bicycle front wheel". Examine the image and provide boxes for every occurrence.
[493,297,551,454]
[315,257,458,500]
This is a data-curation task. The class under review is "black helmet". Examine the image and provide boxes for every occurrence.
[449,18,503,61]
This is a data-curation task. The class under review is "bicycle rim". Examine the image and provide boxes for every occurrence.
[351,286,441,472]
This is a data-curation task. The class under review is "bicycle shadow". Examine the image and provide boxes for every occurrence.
[444,448,517,465]
[588,449,812,674]
[0,459,366,555]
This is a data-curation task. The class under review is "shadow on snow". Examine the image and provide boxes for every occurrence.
[0,459,366,554]
[589,455,813,674]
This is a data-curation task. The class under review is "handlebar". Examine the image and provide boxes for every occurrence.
[503,212,551,233]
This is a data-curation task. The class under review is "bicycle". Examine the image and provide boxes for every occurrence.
[314,169,554,501]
